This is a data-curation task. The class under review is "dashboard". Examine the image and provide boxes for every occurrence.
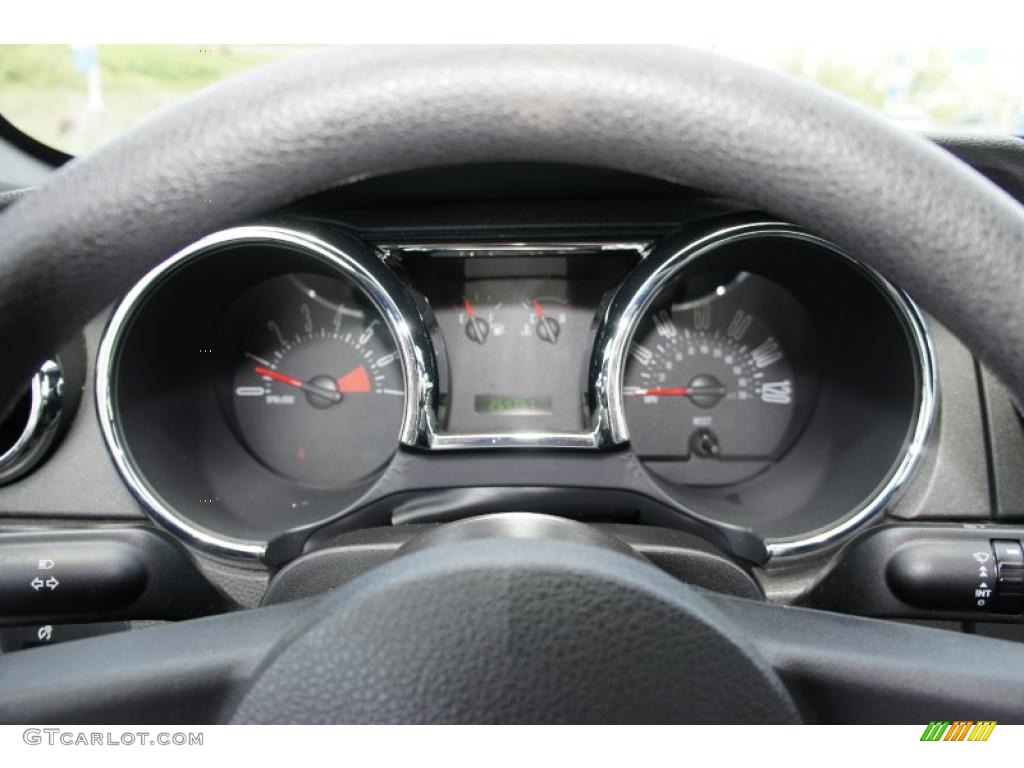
[89,208,932,566]
[4,145,1024,637]
[6,47,1024,726]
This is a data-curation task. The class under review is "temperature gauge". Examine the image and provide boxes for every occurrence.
[523,297,570,345]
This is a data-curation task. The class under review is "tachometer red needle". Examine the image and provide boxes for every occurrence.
[625,387,691,396]
[463,297,476,318]
[254,366,341,403]
[532,299,545,317]
[254,366,303,389]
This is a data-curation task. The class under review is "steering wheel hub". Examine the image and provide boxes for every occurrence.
[231,516,799,723]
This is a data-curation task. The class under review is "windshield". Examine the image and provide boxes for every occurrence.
[2,42,1022,156]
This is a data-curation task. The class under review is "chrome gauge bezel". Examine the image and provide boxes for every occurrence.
[592,221,938,560]
[0,359,64,486]
[96,225,436,562]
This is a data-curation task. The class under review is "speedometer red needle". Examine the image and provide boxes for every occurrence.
[463,297,476,318]
[625,387,691,396]
[532,299,545,317]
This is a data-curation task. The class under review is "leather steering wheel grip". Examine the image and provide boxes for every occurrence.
[1,45,1024,418]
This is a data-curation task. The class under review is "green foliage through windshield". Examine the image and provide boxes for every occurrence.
[1,45,314,154]
[1,44,1021,156]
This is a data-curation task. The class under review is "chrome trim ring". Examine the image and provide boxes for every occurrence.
[765,246,937,560]
[0,359,63,485]
[378,241,653,259]
[423,424,605,450]
[96,225,434,562]
[594,221,938,560]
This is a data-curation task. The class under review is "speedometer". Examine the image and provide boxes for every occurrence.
[622,273,816,486]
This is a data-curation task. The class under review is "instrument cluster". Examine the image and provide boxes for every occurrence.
[95,217,935,565]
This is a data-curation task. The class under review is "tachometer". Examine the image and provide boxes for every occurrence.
[226,273,405,486]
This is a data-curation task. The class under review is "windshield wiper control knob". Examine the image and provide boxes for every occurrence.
[887,538,1024,615]
[992,539,1024,613]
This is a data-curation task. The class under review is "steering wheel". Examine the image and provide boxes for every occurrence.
[2,46,1024,724]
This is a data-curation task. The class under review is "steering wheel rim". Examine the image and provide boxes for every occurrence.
[2,45,1024,723]
[0,45,1023,416]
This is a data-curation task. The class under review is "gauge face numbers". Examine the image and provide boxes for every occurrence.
[227,274,405,487]
[623,274,813,486]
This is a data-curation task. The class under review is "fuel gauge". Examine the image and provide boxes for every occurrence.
[457,293,507,345]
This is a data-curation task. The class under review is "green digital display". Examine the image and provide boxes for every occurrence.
[474,394,553,417]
